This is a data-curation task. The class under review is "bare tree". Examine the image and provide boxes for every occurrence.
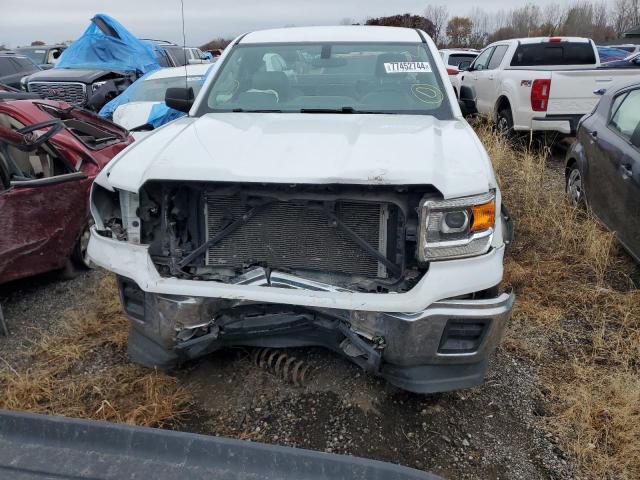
[446,16,473,47]
[424,5,449,46]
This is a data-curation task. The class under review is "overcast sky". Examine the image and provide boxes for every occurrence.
[1,0,575,47]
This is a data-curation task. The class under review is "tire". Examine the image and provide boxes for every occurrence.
[496,108,514,137]
[566,162,586,208]
[71,218,95,270]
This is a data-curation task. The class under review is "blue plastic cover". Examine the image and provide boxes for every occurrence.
[55,14,161,75]
[99,64,216,129]
[597,46,630,63]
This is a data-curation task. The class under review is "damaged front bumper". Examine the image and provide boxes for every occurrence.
[116,270,513,395]
[90,229,513,393]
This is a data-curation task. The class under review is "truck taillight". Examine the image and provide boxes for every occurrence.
[446,68,459,75]
[531,79,551,112]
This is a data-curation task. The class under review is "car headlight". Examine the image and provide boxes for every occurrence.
[418,191,495,261]
[91,81,107,93]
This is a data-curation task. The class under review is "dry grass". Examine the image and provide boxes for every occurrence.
[478,124,640,480]
[0,275,190,427]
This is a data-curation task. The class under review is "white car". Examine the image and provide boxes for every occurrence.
[439,49,478,97]
[111,64,214,131]
[88,26,514,394]
[458,37,640,134]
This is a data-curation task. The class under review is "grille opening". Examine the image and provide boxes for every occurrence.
[438,320,489,354]
[204,193,401,280]
[28,82,87,106]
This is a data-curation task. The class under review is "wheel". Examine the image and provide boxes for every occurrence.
[72,218,95,269]
[496,108,514,137]
[566,163,585,208]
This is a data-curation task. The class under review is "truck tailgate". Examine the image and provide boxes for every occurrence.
[548,69,639,115]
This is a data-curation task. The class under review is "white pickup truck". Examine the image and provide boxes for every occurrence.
[458,37,640,135]
[88,26,514,394]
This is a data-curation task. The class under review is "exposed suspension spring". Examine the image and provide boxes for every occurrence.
[251,348,312,386]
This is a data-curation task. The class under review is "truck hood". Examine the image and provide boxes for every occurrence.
[101,113,495,198]
[27,69,123,83]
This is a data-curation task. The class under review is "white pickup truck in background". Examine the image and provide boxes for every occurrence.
[458,37,640,135]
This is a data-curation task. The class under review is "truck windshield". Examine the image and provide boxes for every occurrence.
[15,48,47,65]
[199,42,452,118]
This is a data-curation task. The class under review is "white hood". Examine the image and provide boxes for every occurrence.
[100,113,495,199]
[112,101,158,130]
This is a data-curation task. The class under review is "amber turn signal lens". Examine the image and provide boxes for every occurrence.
[470,200,495,232]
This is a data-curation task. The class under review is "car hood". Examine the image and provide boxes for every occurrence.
[27,69,123,83]
[101,113,495,199]
[113,101,158,130]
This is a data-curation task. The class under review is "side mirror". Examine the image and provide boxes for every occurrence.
[458,60,472,71]
[165,87,194,114]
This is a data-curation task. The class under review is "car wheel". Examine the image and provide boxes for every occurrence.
[566,163,585,208]
[72,218,95,269]
[496,108,515,137]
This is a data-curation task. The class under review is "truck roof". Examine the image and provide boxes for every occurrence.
[240,26,424,44]
[500,37,592,45]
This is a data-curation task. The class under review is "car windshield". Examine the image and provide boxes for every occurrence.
[15,48,47,65]
[448,53,477,67]
[199,42,452,118]
[129,75,205,102]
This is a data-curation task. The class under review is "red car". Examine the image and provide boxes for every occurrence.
[0,96,133,285]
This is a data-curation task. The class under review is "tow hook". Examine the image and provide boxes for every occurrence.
[338,322,384,374]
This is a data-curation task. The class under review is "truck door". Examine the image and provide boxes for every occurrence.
[463,47,494,115]
[475,45,509,115]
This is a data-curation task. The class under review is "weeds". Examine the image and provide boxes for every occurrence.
[478,124,640,480]
[0,276,190,427]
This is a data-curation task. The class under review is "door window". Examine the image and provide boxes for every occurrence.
[0,58,17,76]
[487,45,509,69]
[472,47,494,71]
[609,89,640,140]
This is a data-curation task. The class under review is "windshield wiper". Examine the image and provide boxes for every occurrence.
[299,107,395,114]
[299,107,356,114]
[231,108,283,113]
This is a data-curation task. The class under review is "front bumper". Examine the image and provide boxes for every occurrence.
[117,274,513,394]
[88,228,505,313]
[90,229,513,393]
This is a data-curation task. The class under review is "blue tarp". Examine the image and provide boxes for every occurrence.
[99,63,216,129]
[55,13,161,75]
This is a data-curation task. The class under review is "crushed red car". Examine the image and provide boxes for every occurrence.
[0,94,133,285]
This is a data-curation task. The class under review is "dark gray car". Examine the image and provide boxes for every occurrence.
[0,54,40,89]
[566,80,640,261]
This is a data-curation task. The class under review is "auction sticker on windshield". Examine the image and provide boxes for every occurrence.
[384,62,432,73]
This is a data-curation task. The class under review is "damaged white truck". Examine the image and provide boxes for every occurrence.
[88,26,514,393]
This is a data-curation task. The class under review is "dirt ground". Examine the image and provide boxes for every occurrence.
[2,272,574,480]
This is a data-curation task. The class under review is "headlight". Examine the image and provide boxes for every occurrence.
[91,81,107,93]
[418,191,495,261]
